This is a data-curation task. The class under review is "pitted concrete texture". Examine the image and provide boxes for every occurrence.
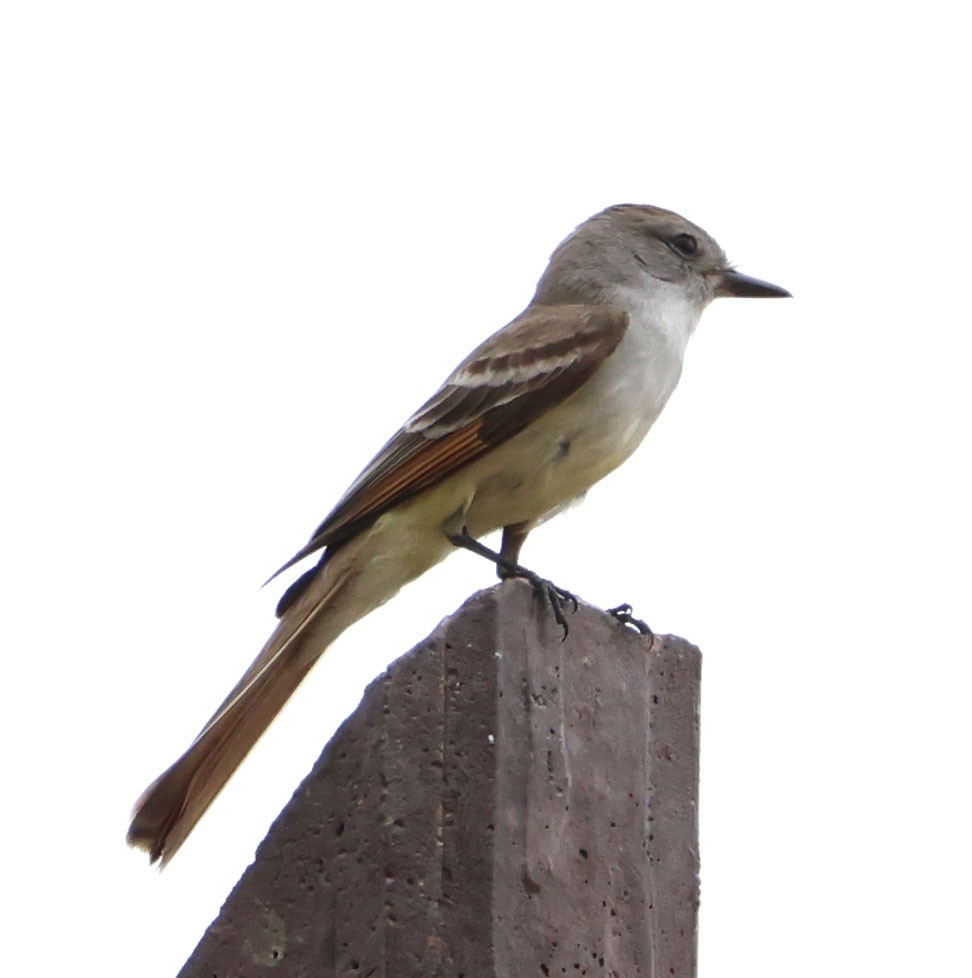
[178,579,701,978]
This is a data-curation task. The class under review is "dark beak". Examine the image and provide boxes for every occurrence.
[715,268,791,299]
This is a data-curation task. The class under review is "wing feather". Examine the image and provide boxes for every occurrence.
[271,303,627,577]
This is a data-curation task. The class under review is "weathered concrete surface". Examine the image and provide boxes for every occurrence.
[178,579,701,978]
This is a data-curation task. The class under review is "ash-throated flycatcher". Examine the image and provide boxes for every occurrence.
[128,203,790,863]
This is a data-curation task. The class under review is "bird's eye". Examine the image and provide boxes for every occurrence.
[669,233,699,258]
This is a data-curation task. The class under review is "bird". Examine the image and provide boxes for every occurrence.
[128,203,790,863]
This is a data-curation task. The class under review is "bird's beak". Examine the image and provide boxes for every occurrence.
[714,268,791,299]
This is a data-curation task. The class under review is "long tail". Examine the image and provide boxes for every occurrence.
[128,557,363,865]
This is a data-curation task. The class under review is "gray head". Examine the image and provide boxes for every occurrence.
[533,203,790,306]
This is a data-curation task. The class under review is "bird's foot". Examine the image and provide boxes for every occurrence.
[607,603,655,646]
[509,565,578,639]
[448,528,578,639]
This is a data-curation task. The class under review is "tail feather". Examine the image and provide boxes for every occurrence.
[128,563,356,864]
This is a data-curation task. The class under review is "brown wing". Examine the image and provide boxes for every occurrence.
[271,303,628,577]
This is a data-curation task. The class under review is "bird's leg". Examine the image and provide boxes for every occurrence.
[447,527,578,638]
[498,522,531,578]
[607,603,654,645]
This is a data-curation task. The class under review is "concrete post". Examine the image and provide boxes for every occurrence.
[178,579,701,977]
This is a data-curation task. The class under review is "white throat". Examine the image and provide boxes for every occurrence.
[608,278,705,359]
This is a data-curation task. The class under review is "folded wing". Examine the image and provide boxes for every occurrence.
[272,303,629,577]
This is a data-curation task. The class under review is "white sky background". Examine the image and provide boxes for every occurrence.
[2,2,969,975]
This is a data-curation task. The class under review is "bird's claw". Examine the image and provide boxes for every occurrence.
[518,570,578,640]
[447,528,578,639]
[608,603,654,645]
